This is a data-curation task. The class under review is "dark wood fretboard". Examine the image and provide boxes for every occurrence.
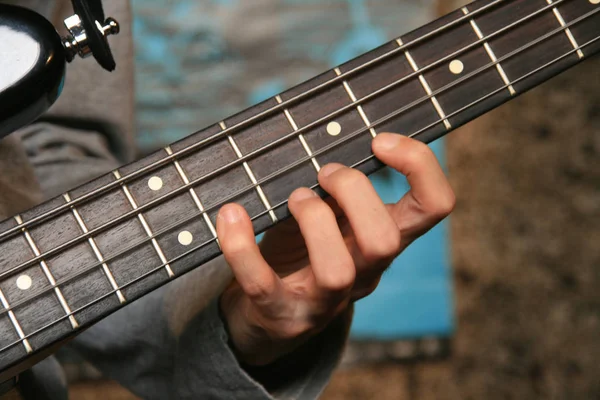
[0,0,598,381]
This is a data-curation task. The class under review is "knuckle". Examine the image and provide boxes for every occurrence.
[362,230,402,262]
[221,241,246,260]
[319,260,356,293]
[243,276,276,301]
[404,141,435,166]
[425,189,456,220]
[332,168,369,193]
[223,239,248,259]
[276,322,313,341]
[222,243,248,264]
[298,198,335,224]
[438,190,457,216]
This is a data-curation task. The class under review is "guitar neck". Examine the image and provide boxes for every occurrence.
[0,0,598,379]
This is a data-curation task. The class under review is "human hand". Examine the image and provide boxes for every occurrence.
[216,133,455,366]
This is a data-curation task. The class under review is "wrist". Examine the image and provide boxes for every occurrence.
[219,288,312,367]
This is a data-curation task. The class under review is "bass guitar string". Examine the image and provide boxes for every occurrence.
[0,0,554,243]
[0,6,596,317]
[1,35,597,356]
[0,28,596,343]
[0,0,576,282]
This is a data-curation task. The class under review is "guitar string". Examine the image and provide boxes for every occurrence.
[1,36,597,356]
[0,5,596,318]
[0,0,560,243]
[0,26,597,344]
[0,0,509,243]
[0,0,577,284]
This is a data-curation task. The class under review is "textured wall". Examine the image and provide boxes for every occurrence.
[131,0,436,149]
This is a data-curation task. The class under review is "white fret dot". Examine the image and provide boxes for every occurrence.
[148,176,163,191]
[590,0,599,4]
[16,275,32,290]
[327,122,342,136]
[449,60,464,75]
[178,231,193,246]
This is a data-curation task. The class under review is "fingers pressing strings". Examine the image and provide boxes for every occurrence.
[318,163,402,266]
[217,204,282,306]
[372,133,456,251]
[287,188,356,304]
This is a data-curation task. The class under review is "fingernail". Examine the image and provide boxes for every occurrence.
[319,163,344,178]
[373,133,402,152]
[219,205,241,223]
[291,188,318,202]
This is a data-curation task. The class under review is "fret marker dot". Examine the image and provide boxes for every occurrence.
[16,275,32,290]
[178,231,193,246]
[148,176,163,191]
[591,0,599,4]
[327,122,342,136]
[449,60,464,75]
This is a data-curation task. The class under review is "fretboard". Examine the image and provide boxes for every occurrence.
[0,0,598,380]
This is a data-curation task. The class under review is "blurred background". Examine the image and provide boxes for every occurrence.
[45,0,600,398]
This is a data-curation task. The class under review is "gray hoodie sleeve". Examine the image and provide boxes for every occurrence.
[67,249,352,400]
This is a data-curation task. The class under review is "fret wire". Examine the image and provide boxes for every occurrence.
[165,146,220,248]
[0,288,32,353]
[0,0,600,294]
[7,32,600,353]
[397,38,452,130]
[462,6,517,95]
[13,216,79,329]
[2,31,598,353]
[406,38,595,137]
[333,68,378,138]
[3,24,596,325]
[112,171,175,278]
[0,0,565,250]
[0,11,599,351]
[0,0,514,244]
[275,95,321,172]
[220,121,278,223]
[546,0,585,58]
[64,194,127,304]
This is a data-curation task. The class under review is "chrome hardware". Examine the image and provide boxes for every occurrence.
[61,14,119,62]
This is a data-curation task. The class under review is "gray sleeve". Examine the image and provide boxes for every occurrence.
[69,259,352,400]
[19,122,352,399]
